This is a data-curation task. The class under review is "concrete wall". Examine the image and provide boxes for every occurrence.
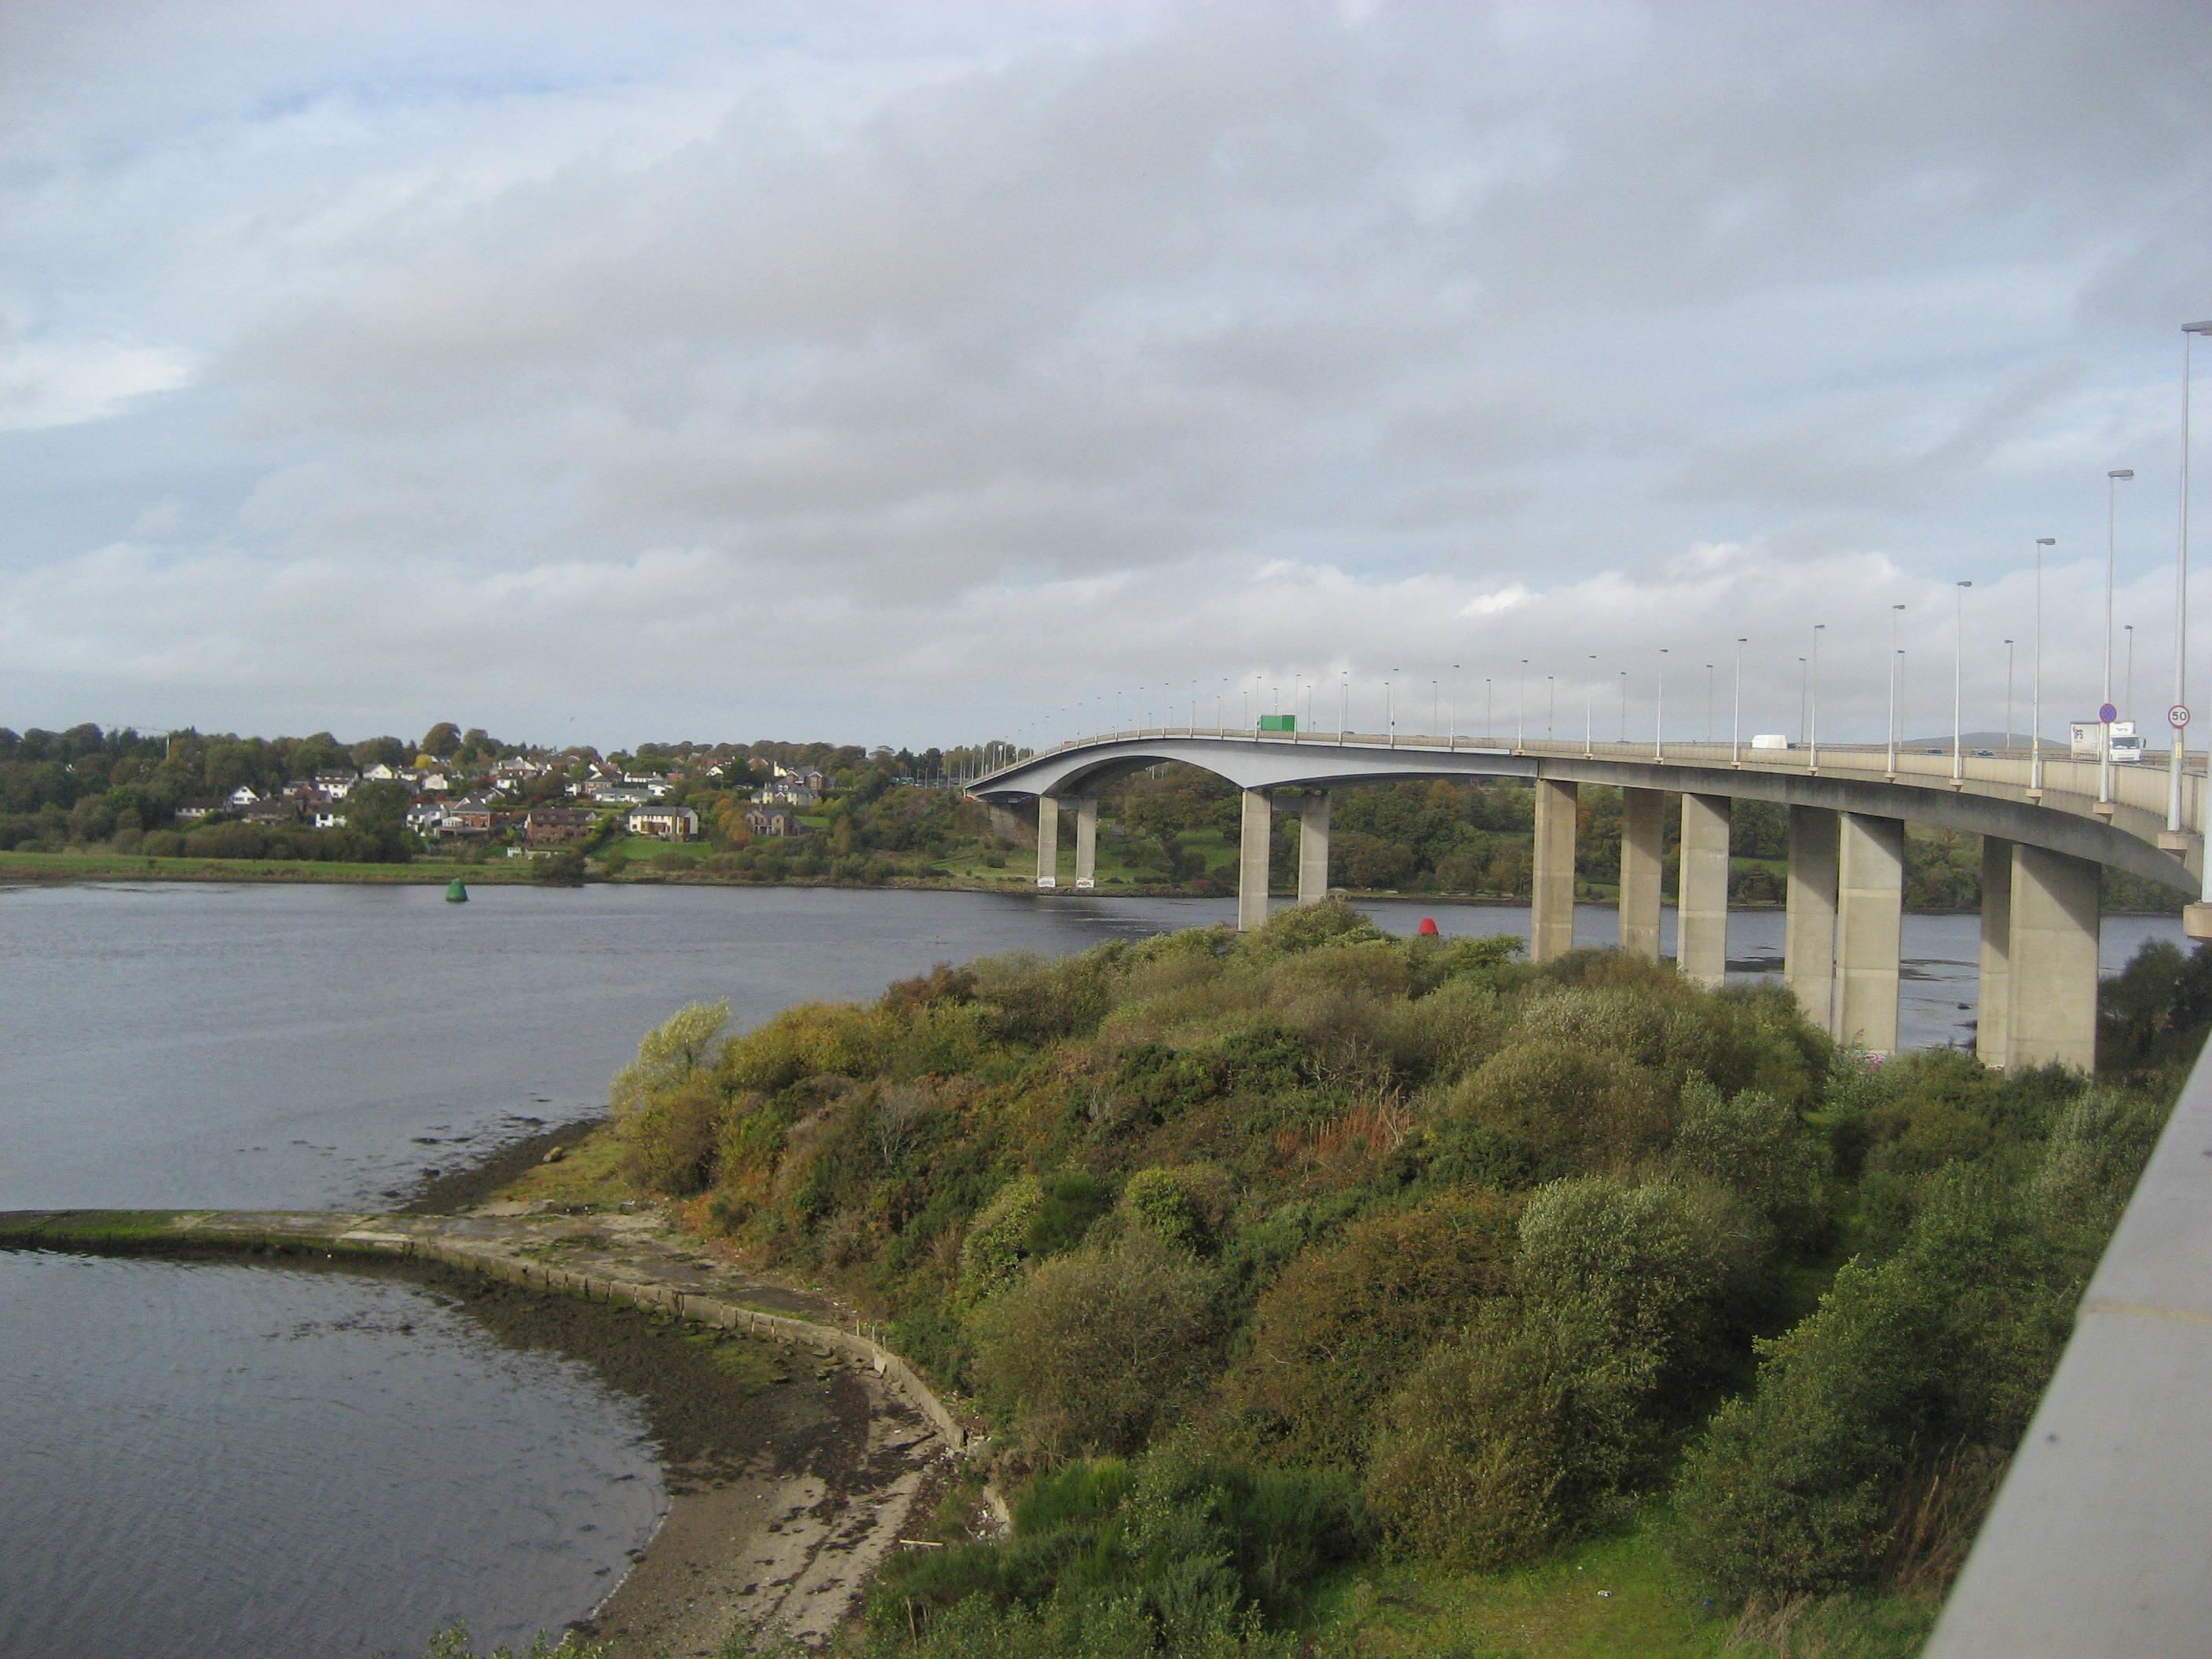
[1237,789,1273,931]
[1618,786,1665,958]
[1978,837,2013,1068]
[1035,795,1059,888]
[2007,844,2101,1071]
[1835,812,1905,1055]
[1677,792,1731,987]
[1530,778,1578,961]
[1297,792,1331,905]
[1785,805,1840,1031]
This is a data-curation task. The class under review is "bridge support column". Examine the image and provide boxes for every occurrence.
[2006,844,2101,1071]
[1836,812,1905,1055]
[1035,796,1060,888]
[1530,778,1578,962]
[1073,797,1097,889]
[1977,837,2013,1068]
[1297,792,1331,905]
[1237,789,1273,932]
[1785,807,1840,1031]
[1617,786,1665,958]
[1678,793,1731,987]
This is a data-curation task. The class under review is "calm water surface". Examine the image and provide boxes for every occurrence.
[0,881,2183,1657]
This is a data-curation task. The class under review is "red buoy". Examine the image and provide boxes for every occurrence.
[1416,917,1440,936]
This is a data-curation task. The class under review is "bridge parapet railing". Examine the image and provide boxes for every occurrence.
[979,731,2210,847]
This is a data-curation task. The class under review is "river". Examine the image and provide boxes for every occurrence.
[0,881,2184,1656]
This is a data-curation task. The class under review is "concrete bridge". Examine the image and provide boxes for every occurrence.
[974,727,2210,1071]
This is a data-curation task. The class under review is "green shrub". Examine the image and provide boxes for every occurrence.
[1216,1192,1514,1469]
[1122,1164,1233,1254]
[972,1234,1221,1459]
[608,1001,729,1193]
[958,1174,1044,1304]
[1450,1038,1672,1170]
[1668,1079,1830,1251]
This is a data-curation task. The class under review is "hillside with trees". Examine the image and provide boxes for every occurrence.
[578,907,2203,1657]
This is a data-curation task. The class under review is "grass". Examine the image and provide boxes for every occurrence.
[488,1124,632,1210]
[0,848,534,884]
[1305,1511,1936,1659]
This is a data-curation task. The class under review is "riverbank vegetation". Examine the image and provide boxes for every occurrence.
[569,904,2203,1657]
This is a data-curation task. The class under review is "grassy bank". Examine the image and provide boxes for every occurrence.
[0,847,540,884]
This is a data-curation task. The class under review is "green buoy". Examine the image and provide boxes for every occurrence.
[445,878,469,903]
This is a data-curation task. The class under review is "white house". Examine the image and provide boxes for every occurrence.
[226,784,262,808]
[627,805,701,842]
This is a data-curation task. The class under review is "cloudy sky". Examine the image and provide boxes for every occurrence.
[2,1,2207,751]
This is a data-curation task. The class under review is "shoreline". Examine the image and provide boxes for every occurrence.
[2,858,2177,918]
[0,1207,980,1656]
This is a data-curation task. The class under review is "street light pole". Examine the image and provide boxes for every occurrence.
[2033,538,2055,793]
[2004,639,2015,752]
[2126,624,2136,720]
[1798,656,1807,746]
[1953,581,1972,782]
[1705,662,1714,746]
[1731,638,1745,765]
[1547,674,1555,740]
[1811,625,1825,770]
[1655,647,1668,761]
[1619,669,1628,743]
[1449,663,1460,742]
[2176,320,2211,837]
[1517,659,1528,751]
[2104,468,2136,804]
[1586,653,1598,758]
[1386,670,1396,746]
[1888,602,1906,775]
[1485,678,1493,741]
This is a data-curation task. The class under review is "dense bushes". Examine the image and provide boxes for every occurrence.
[595,899,2197,1651]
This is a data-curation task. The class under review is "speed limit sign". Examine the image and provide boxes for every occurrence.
[2170,704,2192,730]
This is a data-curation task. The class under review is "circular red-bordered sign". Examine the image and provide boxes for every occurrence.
[2170,704,2192,730]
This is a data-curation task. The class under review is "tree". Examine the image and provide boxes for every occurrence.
[421,722,462,758]
[339,780,414,859]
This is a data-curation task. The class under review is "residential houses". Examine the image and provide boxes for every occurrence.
[626,805,699,842]
[523,807,598,846]
[745,805,808,838]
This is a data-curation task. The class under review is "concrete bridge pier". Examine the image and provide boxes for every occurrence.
[1238,789,1273,931]
[1035,795,1060,889]
[2005,844,2101,1071]
[1678,793,1732,987]
[1618,786,1665,958]
[1977,837,2012,1067]
[1836,812,1906,1055]
[1296,792,1331,905]
[1072,797,1097,889]
[1531,778,1579,961]
[1785,806,1840,1030]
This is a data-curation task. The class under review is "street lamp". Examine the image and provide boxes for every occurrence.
[1485,677,1493,741]
[2004,639,2015,752]
[1887,602,1906,775]
[1386,669,1397,745]
[1585,653,1598,758]
[1517,658,1528,751]
[2174,320,2211,837]
[1547,674,1555,740]
[1431,678,1440,738]
[1953,581,1972,782]
[1798,656,1807,747]
[1618,669,1628,743]
[2104,468,2136,804]
[1731,638,1745,766]
[1811,624,1825,770]
[2126,624,2136,720]
[2033,537,2056,794]
[1655,647,1668,761]
[1449,663,1460,743]
[1336,670,1346,734]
